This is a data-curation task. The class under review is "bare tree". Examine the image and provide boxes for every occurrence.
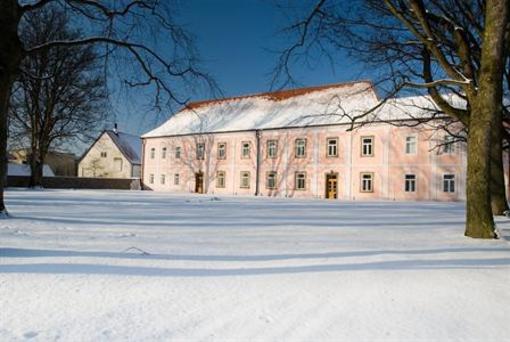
[273,0,509,238]
[0,0,216,215]
[9,8,107,187]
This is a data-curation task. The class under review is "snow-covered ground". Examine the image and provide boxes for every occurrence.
[1,189,509,341]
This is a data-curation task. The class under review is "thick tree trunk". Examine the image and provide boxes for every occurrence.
[0,2,23,215]
[28,155,43,188]
[491,122,509,215]
[465,0,508,238]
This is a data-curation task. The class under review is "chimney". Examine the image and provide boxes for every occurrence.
[113,123,118,135]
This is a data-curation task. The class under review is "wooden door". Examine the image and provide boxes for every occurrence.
[195,172,204,194]
[325,174,338,199]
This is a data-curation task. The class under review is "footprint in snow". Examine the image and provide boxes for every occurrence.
[23,331,38,339]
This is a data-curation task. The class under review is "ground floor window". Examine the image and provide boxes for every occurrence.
[216,171,226,188]
[405,174,416,192]
[266,171,277,189]
[443,174,455,193]
[360,173,373,192]
[174,173,180,185]
[240,171,250,188]
[160,174,166,185]
[295,172,306,190]
[149,174,154,184]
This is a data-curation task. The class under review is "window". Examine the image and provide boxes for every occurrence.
[405,136,417,154]
[267,140,278,158]
[241,142,251,158]
[217,142,227,159]
[443,135,455,154]
[361,136,374,157]
[161,147,167,159]
[295,139,306,158]
[240,171,250,188]
[174,173,180,185]
[149,173,154,184]
[216,171,226,188]
[150,148,155,159]
[405,174,416,192]
[443,174,455,193]
[295,172,306,190]
[175,146,181,159]
[196,143,205,160]
[266,171,277,189]
[160,174,166,185]
[327,138,338,157]
[360,173,374,192]
[100,151,107,158]
[114,158,123,171]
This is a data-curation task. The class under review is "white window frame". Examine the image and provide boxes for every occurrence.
[175,146,181,159]
[241,141,251,158]
[405,174,416,192]
[361,136,374,157]
[267,140,278,159]
[295,172,306,190]
[405,136,417,154]
[196,143,205,160]
[443,174,455,193]
[160,174,166,185]
[327,138,338,157]
[217,142,227,160]
[360,172,374,193]
[295,138,306,158]
[174,173,180,185]
[216,171,226,188]
[113,157,123,171]
[161,147,167,159]
[240,171,250,188]
[266,171,277,189]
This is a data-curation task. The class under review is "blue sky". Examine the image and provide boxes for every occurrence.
[113,0,367,137]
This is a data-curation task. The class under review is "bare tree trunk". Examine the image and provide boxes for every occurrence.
[0,2,23,215]
[465,0,508,238]
[28,155,43,188]
[491,122,509,215]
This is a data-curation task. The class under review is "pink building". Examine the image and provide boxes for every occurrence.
[141,81,508,201]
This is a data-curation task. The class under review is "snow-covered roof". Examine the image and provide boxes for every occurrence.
[143,81,467,138]
[106,131,142,165]
[143,81,381,138]
[8,163,55,177]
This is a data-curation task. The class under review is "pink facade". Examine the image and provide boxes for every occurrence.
[141,121,483,201]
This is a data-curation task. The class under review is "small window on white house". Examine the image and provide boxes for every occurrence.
[100,152,107,158]
[241,142,251,158]
[216,171,226,188]
[295,172,306,190]
[217,142,227,159]
[405,174,416,192]
[175,146,181,159]
[443,135,455,154]
[161,147,167,159]
[174,173,180,185]
[160,174,166,185]
[360,173,374,192]
[196,143,205,160]
[149,173,154,184]
[327,138,338,157]
[443,174,455,193]
[266,171,277,189]
[405,136,417,154]
[240,171,250,188]
[267,140,278,159]
[295,139,306,158]
[114,157,123,171]
[150,148,155,159]
[361,136,374,157]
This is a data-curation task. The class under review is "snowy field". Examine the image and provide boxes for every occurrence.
[1,189,509,342]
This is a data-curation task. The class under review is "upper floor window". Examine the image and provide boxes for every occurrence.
[216,171,226,188]
[161,147,167,159]
[405,136,417,154]
[443,135,455,154]
[150,148,155,159]
[196,143,205,160]
[295,139,306,158]
[295,172,306,190]
[266,171,277,189]
[175,146,181,159]
[327,138,338,157]
[217,142,227,159]
[443,174,455,193]
[160,174,166,185]
[267,140,278,159]
[405,174,416,192]
[361,136,374,157]
[100,151,107,158]
[240,171,250,188]
[241,141,251,158]
[174,173,180,185]
[360,172,374,192]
